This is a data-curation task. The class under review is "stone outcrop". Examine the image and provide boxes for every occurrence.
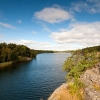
[80,63,100,100]
[48,83,81,100]
[48,63,100,100]
[48,83,68,100]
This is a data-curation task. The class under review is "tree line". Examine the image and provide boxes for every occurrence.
[0,43,37,63]
[0,42,54,63]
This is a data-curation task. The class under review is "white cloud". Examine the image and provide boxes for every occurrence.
[17,20,22,23]
[39,42,50,46]
[9,40,54,50]
[71,1,88,12]
[87,0,100,13]
[32,42,51,50]
[7,39,83,50]
[0,22,17,29]
[50,22,100,47]
[10,39,37,45]
[86,0,99,3]
[34,6,72,23]
[71,0,100,13]
[31,42,63,51]
[33,43,81,51]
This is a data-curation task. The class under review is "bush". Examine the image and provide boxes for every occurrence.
[63,46,100,99]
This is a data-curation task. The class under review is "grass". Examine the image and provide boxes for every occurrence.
[48,83,84,100]
[67,80,84,100]
[0,61,13,68]
[93,83,100,92]
[63,50,100,99]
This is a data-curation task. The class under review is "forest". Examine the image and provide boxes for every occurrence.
[0,42,54,63]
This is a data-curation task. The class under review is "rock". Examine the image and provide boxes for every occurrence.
[48,63,100,100]
[80,62,100,100]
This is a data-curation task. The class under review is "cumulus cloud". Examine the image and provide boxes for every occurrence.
[9,40,54,50]
[9,40,51,50]
[86,0,99,3]
[86,0,100,13]
[17,20,22,23]
[8,39,81,51]
[39,42,50,46]
[50,22,100,47]
[33,42,51,50]
[71,0,100,13]
[34,6,72,23]
[0,22,17,29]
[31,42,65,51]
[34,43,81,51]
[10,39,37,45]
[71,1,88,12]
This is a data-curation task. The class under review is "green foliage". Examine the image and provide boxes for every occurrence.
[63,56,75,72]
[63,46,100,81]
[0,42,55,63]
[68,78,84,94]
[68,78,84,100]
[0,43,37,63]
[63,45,100,98]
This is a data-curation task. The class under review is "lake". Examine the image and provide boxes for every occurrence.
[0,53,71,100]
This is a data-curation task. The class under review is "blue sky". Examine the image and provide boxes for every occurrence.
[0,0,100,51]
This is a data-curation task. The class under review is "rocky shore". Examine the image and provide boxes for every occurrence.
[48,63,100,100]
[80,63,100,100]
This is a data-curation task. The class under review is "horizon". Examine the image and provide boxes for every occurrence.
[0,0,100,51]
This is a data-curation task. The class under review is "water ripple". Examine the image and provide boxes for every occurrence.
[0,53,71,100]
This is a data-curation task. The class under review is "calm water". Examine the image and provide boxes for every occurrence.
[0,53,71,100]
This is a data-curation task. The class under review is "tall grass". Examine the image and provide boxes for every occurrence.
[0,61,13,68]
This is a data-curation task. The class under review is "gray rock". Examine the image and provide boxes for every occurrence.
[80,63,100,100]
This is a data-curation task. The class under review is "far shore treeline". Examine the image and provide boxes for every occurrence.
[0,42,54,64]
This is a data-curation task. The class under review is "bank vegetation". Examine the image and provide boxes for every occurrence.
[0,42,54,68]
[63,45,100,100]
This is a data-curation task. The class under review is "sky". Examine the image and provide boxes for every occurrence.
[0,0,100,51]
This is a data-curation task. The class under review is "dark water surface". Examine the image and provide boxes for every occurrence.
[0,53,71,100]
